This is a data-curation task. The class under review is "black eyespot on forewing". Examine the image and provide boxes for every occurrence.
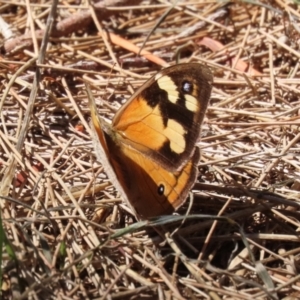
[182,80,193,94]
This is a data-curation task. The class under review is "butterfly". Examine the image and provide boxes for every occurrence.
[87,63,213,219]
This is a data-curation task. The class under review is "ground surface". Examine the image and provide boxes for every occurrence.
[1,0,300,299]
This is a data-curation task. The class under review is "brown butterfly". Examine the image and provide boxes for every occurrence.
[87,63,213,219]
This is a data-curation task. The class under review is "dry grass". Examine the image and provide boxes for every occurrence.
[1,0,300,299]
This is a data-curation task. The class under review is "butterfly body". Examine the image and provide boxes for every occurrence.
[88,63,213,219]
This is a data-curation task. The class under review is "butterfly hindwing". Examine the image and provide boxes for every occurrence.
[103,132,200,218]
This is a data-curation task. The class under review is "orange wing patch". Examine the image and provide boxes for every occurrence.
[114,96,169,151]
[114,96,186,155]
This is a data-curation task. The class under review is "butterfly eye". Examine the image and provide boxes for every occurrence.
[182,81,193,93]
[157,184,165,196]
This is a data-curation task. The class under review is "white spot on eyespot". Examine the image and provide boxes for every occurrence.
[183,81,193,93]
[184,94,198,112]
[157,76,179,104]
[164,119,186,154]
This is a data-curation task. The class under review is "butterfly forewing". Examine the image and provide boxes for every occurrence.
[112,63,213,171]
